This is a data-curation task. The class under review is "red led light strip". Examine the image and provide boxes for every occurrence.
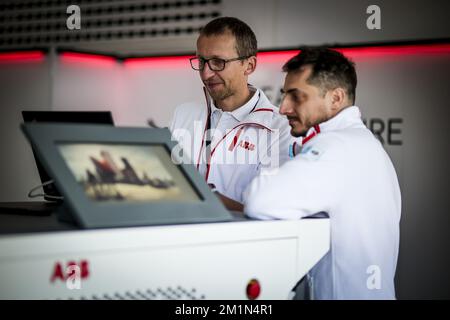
[123,44,450,66]
[59,52,117,65]
[1,43,449,65]
[0,51,45,62]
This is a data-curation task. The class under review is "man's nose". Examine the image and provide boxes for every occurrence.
[279,97,291,116]
[200,62,215,79]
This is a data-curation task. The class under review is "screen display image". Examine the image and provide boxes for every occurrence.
[57,143,199,203]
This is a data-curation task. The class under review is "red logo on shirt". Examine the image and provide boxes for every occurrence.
[239,140,255,151]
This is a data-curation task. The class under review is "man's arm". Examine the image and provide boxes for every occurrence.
[243,146,340,220]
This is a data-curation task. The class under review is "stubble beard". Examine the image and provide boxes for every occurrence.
[209,85,234,102]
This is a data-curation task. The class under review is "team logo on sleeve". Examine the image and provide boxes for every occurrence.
[301,145,324,161]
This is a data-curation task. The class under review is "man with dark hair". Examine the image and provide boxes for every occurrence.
[243,47,401,299]
[170,17,292,210]
[282,47,357,106]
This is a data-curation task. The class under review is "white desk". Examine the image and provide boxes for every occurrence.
[0,217,329,299]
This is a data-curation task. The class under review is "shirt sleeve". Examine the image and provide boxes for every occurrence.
[243,139,342,220]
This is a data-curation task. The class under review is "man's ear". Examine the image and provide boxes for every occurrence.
[330,87,347,111]
[244,56,257,76]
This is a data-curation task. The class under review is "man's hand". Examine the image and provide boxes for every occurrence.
[215,192,244,212]
[207,183,244,212]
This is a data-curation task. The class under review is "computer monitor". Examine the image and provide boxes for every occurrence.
[21,123,232,228]
[22,111,114,201]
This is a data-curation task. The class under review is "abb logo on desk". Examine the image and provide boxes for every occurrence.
[50,260,90,285]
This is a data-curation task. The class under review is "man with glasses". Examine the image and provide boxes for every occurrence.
[170,17,292,211]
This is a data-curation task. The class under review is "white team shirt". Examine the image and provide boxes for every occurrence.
[243,106,401,299]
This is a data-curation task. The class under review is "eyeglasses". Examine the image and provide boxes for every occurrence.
[190,56,250,71]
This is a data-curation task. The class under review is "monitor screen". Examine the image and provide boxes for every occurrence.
[57,143,200,203]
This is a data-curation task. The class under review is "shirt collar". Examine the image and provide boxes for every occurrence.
[304,106,363,137]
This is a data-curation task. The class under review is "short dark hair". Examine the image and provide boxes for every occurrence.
[282,47,357,104]
[199,17,257,57]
